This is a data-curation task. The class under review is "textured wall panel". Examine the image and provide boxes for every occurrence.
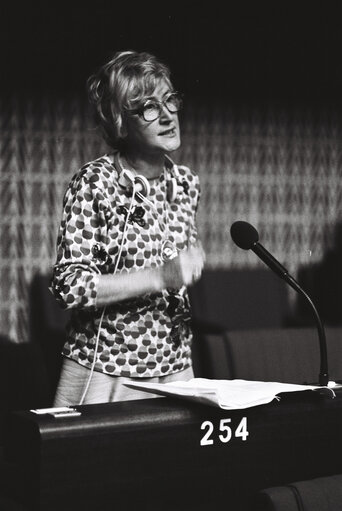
[1,97,341,342]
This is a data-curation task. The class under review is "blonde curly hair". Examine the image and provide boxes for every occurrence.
[87,50,172,149]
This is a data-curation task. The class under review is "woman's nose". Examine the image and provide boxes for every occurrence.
[159,103,173,122]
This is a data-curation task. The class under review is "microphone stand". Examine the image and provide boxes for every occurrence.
[286,275,329,386]
[231,222,330,387]
[252,242,329,386]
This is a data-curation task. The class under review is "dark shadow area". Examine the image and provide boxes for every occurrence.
[189,268,291,332]
[189,267,292,377]
[1,2,342,106]
[0,275,70,509]
[192,323,342,384]
[0,334,50,510]
[29,273,70,404]
[296,222,342,327]
[0,334,50,435]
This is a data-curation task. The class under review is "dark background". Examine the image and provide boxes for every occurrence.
[2,1,342,105]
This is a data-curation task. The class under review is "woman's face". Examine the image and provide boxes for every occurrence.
[123,79,181,157]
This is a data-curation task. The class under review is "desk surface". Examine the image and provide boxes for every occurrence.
[5,388,342,511]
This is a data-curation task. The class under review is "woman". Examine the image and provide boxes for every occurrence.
[51,50,205,405]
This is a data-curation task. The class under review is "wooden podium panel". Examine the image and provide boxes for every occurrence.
[5,389,342,511]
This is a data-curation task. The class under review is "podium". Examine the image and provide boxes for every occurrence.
[5,388,342,511]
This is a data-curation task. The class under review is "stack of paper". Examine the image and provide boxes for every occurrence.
[124,378,335,409]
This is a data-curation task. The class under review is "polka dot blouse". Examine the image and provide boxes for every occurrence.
[50,153,200,378]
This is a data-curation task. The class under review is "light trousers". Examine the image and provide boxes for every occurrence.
[54,357,194,406]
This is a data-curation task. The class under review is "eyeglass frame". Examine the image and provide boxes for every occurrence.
[125,92,183,122]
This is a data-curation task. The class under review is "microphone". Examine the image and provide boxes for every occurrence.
[230,221,302,293]
[230,220,329,386]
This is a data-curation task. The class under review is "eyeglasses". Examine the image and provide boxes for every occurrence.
[127,92,183,122]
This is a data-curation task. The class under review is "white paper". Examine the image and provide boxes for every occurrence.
[124,378,335,409]
[30,406,77,415]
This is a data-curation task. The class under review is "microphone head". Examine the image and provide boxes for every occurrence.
[230,221,259,250]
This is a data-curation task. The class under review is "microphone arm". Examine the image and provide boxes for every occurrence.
[252,243,297,291]
[252,242,329,386]
[295,285,329,387]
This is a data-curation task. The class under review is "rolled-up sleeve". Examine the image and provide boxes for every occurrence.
[51,172,110,310]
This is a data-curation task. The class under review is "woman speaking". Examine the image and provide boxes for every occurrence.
[51,50,205,405]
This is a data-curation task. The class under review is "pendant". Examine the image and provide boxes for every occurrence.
[161,239,178,261]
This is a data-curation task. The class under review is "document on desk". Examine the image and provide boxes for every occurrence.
[124,378,335,409]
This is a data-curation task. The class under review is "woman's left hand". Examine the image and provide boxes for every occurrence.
[162,241,206,288]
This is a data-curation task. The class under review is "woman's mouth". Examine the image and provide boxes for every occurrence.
[159,127,177,137]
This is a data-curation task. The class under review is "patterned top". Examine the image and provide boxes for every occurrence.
[51,153,200,378]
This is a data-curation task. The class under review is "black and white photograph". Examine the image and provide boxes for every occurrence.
[1,2,342,510]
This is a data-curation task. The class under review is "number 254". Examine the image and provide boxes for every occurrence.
[200,417,249,446]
